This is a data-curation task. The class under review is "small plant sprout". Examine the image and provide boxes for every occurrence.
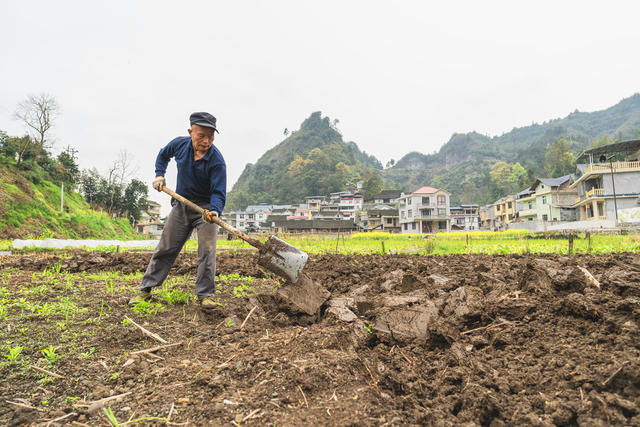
[5,345,24,362]
[132,300,164,316]
[363,323,374,334]
[41,345,59,364]
[80,347,95,359]
[224,319,233,327]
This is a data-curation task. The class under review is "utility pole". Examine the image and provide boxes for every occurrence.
[609,159,618,221]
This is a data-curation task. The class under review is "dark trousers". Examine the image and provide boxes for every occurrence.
[140,202,217,300]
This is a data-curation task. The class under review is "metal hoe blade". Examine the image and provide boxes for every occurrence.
[257,236,309,283]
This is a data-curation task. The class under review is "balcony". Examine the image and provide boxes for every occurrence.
[410,214,449,220]
[575,188,606,205]
[583,161,640,174]
[518,209,536,217]
[586,188,605,198]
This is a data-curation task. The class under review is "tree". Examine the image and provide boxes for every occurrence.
[362,173,383,201]
[55,147,80,189]
[14,94,59,162]
[490,161,528,197]
[543,138,575,177]
[121,179,149,224]
[80,169,101,205]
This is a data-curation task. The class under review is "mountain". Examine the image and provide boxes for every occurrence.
[226,112,382,209]
[0,164,139,239]
[383,93,640,204]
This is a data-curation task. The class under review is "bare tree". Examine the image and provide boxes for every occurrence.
[14,93,60,160]
[107,150,136,214]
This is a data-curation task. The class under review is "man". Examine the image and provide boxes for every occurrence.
[129,112,226,309]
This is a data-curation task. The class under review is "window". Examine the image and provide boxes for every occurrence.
[528,202,532,209]
[437,195,446,205]
[407,209,412,218]
[412,223,416,230]
[403,223,408,230]
[507,202,512,209]
[542,214,548,221]
[422,197,430,204]
[496,205,501,211]
[542,196,547,205]
[401,211,405,219]
[407,198,412,205]
[386,218,392,224]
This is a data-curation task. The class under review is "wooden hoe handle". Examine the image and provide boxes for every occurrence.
[161,187,264,249]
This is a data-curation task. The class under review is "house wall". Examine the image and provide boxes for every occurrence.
[602,171,640,194]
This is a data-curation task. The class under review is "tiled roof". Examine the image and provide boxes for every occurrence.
[413,186,440,194]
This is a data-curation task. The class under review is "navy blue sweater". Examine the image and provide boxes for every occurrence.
[155,136,226,215]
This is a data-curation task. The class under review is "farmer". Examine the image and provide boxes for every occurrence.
[129,112,226,309]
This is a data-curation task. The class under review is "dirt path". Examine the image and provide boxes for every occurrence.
[1,251,639,425]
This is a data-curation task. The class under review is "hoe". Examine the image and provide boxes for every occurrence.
[161,187,329,315]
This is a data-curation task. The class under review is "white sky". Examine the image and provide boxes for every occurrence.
[1,0,639,216]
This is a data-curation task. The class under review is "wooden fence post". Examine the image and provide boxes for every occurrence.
[568,233,574,255]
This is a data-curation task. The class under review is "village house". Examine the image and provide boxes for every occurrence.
[339,193,364,220]
[479,204,496,230]
[304,196,326,214]
[515,188,536,222]
[493,195,516,229]
[571,139,640,222]
[529,175,577,222]
[358,206,400,232]
[267,218,357,233]
[450,204,480,231]
[135,201,164,237]
[373,190,403,205]
[398,186,451,233]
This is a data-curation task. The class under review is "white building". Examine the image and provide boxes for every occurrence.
[450,204,480,231]
[398,186,451,233]
[339,194,364,220]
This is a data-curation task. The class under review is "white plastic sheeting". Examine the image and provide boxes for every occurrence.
[12,239,159,249]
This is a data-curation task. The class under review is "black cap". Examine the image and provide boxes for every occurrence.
[190,112,219,133]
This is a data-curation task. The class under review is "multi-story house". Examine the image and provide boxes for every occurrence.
[450,204,480,231]
[571,139,640,221]
[135,201,164,237]
[314,204,341,220]
[515,188,536,222]
[339,194,364,219]
[358,206,400,232]
[398,186,451,233]
[304,196,326,214]
[373,190,403,205]
[329,191,351,204]
[479,205,495,230]
[529,175,577,222]
[493,195,516,229]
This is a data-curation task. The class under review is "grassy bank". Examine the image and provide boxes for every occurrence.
[0,165,140,239]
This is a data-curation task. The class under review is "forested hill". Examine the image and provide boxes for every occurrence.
[383,93,640,205]
[226,112,383,209]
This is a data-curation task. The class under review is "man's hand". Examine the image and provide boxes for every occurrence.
[202,209,218,224]
[152,176,166,192]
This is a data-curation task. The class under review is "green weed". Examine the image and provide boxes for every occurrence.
[5,345,24,362]
[132,300,164,316]
[158,287,192,305]
[41,345,59,364]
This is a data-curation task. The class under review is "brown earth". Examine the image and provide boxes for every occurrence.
[1,250,640,426]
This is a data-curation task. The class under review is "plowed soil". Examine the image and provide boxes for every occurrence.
[1,250,640,426]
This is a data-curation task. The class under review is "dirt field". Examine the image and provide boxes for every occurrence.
[1,250,639,426]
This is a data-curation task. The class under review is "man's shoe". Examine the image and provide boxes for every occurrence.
[129,290,152,306]
[200,297,218,310]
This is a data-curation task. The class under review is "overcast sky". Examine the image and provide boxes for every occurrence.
[1,0,639,215]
